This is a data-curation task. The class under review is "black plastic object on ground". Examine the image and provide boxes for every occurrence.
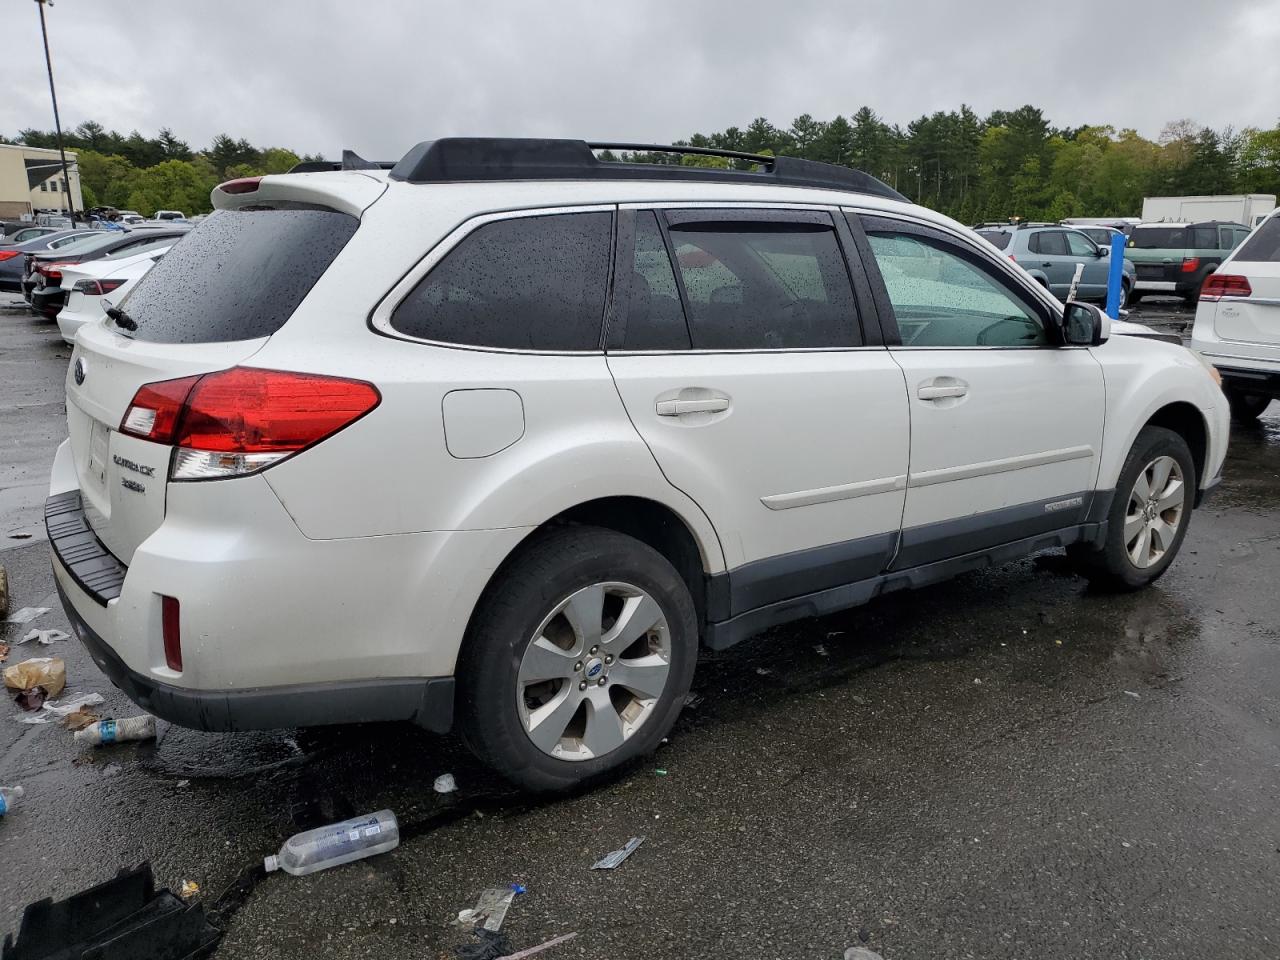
[2,863,221,960]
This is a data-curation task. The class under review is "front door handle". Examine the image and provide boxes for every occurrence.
[917,378,969,401]
[656,396,730,417]
[1041,261,1053,267]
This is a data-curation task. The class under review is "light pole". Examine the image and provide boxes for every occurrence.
[34,0,78,220]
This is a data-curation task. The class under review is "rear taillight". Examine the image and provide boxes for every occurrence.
[0,250,20,262]
[1008,254,1017,262]
[161,595,182,672]
[217,176,261,195]
[118,368,380,480]
[1180,257,1200,273]
[1200,274,1252,300]
[37,261,72,282]
[71,278,127,296]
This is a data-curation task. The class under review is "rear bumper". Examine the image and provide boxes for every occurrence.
[31,286,66,317]
[1215,365,1280,399]
[55,577,455,733]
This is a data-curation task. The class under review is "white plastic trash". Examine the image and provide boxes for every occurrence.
[433,773,457,794]
[264,810,399,876]
[0,786,24,815]
[73,715,156,745]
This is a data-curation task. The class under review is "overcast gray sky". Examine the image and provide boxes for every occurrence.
[5,0,1279,158]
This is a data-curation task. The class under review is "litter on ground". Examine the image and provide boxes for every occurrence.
[17,691,104,725]
[591,836,644,870]
[4,607,50,625]
[73,715,157,745]
[5,656,67,704]
[17,628,70,645]
[434,772,458,793]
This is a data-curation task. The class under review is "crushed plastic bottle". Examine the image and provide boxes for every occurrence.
[0,786,24,816]
[73,715,156,746]
[264,809,399,876]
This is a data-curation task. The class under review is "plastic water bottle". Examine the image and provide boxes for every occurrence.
[0,786,24,816]
[73,715,156,746]
[264,810,399,876]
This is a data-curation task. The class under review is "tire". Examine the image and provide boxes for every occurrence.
[1118,280,1131,310]
[1225,388,1271,422]
[1069,426,1196,591]
[456,525,698,792]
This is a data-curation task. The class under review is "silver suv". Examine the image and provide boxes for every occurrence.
[977,223,1136,307]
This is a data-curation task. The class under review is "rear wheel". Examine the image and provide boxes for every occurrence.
[1225,388,1272,422]
[1069,426,1195,590]
[457,525,698,792]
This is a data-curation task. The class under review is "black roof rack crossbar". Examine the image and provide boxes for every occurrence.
[386,138,907,202]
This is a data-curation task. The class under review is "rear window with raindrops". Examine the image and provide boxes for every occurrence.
[112,207,358,343]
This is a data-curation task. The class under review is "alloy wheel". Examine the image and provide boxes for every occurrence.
[1124,455,1185,569]
[516,581,671,761]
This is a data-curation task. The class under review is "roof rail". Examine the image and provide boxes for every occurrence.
[387,138,907,202]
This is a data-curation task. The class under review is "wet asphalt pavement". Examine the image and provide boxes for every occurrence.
[1,296,1278,959]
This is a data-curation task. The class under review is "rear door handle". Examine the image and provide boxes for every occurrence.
[917,378,968,401]
[656,397,730,416]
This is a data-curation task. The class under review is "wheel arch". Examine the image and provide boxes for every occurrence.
[1143,401,1208,488]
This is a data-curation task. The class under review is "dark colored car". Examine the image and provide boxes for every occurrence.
[0,229,98,292]
[1126,221,1250,303]
[25,228,189,317]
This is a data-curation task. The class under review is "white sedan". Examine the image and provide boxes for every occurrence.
[56,246,171,344]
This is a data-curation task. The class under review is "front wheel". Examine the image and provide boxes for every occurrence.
[1225,388,1271,422]
[457,525,698,792]
[1069,426,1196,590]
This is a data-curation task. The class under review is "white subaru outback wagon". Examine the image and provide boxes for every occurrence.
[49,139,1229,791]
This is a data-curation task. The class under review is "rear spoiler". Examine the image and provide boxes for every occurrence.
[287,150,394,174]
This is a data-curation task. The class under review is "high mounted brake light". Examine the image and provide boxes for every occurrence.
[217,177,262,195]
[118,368,380,480]
[1200,274,1252,300]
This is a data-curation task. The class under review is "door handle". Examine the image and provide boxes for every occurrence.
[1041,261,1053,267]
[917,379,968,401]
[656,397,730,417]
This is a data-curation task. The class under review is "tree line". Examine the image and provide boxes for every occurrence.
[7,106,1280,221]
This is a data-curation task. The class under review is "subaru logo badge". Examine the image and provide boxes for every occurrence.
[73,357,86,386]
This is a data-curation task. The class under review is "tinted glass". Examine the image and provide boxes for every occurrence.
[1234,216,1280,262]
[101,236,175,259]
[867,230,1046,347]
[1189,226,1217,249]
[623,212,690,350]
[1035,231,1068,255]
[1130,227,1186,249]
[666,220,858,349]
[49,232,124,257]
[1065,231,1097,256]
[391,212,610,351]
[117,207,357,344]
[976,229,1011,250]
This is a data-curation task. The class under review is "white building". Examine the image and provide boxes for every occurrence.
[0,143,84,219]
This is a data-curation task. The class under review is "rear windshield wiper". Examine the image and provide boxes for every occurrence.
[105,306,137,332]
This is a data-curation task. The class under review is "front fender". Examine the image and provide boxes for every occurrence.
[1091,336,1228,491]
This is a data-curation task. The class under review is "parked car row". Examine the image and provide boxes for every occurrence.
[4,223,184,343]
[974,222,1137,306]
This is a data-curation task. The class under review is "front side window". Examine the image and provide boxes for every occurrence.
[390,212,611,351]
[1065,231,1097,257]
[664,218,858,350]
[866,229,1047,348]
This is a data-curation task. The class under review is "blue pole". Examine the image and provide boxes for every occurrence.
[1105,232,1126,319]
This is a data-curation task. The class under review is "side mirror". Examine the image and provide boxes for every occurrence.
[1097,246,1109,257]
[1061,301,1108,346]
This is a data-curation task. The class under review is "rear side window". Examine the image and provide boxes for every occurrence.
[1032,231,1068,255]
[665,218,859,350]
[391,212,611,351]
[624,212,690,350]
[117,207,357,344]
[1130,227,1185,249]
[1189,226,1217,249]
[1234,216,1280,262]
[976,229,1011,250]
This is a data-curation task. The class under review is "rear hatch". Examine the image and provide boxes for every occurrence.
[64,200,362,564]
[1213,216,1280,345]
[1127,225,1190,283]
